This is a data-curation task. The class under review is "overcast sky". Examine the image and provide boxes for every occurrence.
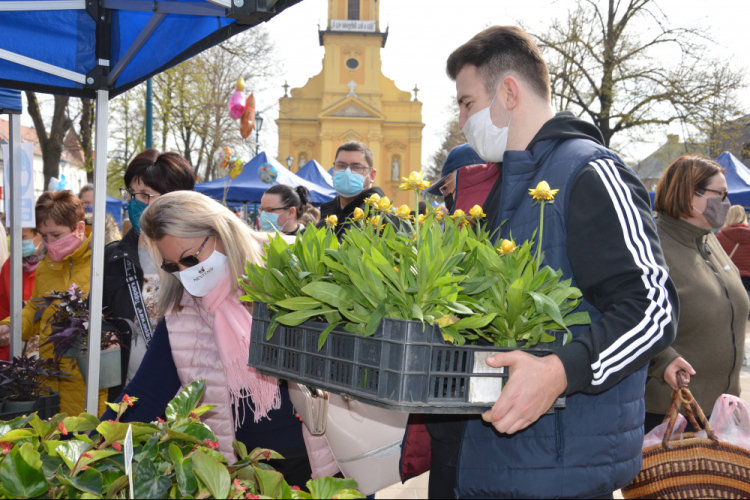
[255,0,750,167]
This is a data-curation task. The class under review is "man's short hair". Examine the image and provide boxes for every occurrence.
[335,141,374,169]
[447,26,550,102]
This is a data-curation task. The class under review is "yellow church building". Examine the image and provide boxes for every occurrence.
[276,0,424,208]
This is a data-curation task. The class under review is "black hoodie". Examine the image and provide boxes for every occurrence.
[317,186,386,239]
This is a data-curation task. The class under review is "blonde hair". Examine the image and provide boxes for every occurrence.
[139,191,264,315]
[725,205,747,227]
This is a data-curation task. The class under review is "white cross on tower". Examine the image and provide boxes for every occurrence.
[347,80,358,98]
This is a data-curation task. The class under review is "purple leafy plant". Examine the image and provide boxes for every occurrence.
[0,355,70,401]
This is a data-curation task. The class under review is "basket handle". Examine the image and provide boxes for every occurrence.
[661,370,718,449]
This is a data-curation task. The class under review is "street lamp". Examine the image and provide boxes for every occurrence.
[286,156,294,169]
[255,112,264,155]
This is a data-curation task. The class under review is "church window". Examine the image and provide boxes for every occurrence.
[346,58,359,70]
[348,0,359,20]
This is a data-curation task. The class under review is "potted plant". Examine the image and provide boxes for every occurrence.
[0,355,68,414]
[35,284,124,389]
[0,379,364,499]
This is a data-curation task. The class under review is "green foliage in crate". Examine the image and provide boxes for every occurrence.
[0,380,363,499]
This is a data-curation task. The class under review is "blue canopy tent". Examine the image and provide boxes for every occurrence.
[297,159,333,189]
[0,0,302,411]
[195,152,336,204]
[715,152,750,208]
[105,194,125,227]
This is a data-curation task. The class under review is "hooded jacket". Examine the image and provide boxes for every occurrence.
[401,112,678,498]
[717,223,750,278]
[0,227,107,416]
[317,186,385,239]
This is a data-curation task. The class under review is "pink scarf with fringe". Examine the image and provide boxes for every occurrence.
[200,271,281,427]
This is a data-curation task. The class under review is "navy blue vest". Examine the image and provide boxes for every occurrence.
[455,138,647,498]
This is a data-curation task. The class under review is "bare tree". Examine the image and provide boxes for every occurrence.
[427,101,466,181]
[25,92,72,189]
[107,86,145,194]
[530,0,746,149]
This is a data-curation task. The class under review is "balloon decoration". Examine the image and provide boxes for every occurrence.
[227,77,257,140]
[258,163,278,185]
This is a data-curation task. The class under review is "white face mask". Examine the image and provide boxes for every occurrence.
[173,249,229,297]
[461,92,513,163]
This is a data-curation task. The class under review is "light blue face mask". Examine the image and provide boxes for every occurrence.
[21,239,38,257]
[332,168,366,197]
[259,212,281,232]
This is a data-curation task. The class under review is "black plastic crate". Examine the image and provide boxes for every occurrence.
[250,303,565,414]
[0,392,60,421]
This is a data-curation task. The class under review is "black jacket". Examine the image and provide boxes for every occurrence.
[102,229,145,400]
[316,186,385,239]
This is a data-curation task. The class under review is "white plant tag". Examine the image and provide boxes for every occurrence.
[124,425,134,499]
[469,352,506,404]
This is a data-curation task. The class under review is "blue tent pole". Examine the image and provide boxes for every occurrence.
[145,78,153,149]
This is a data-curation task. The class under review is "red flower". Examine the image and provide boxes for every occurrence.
[57,422,68,436]
[189,412,198,419]
[82,452,93,459]
[157,417,165,424]
[203,440,219,450]
[1,443,12,455]
[233,479,246,492]
[122,395,133,407]
[112,442,122,452]
[290,486,300,491]
[245,494,259,499]
[81,465,88,471]
[262,451,271,460]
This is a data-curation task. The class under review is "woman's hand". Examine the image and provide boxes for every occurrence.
[0,324,9,346]
[664,357,695,390]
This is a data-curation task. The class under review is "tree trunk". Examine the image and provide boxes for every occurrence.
[79,99,95,183]
[25,92,72,190]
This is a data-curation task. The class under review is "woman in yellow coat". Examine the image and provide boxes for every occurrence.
[0,190,107,416]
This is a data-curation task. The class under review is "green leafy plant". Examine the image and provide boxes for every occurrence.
[0,380,363,499]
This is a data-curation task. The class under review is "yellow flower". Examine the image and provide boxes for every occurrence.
[229,165,243,179]
[352,207,365,222]
[399,170,431,191]
[367,216,385,231]
[325,215,338,228]
[366,194,381,206]
[528,181,559,201]
[469,205,486,219]
[376,196,392,212]
[498,239,518,255]
[450,209,466,220]
[418,214,427,226]
[395,204,412,219]
[394,266,399,273]
[434,210,445,222]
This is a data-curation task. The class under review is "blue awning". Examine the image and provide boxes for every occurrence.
[0,88,21,113]
[0,0,302,99]
[715,152,750,208]
[297,159,333,189]
[195,151,336,204]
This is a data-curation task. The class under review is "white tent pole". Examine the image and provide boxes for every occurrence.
[85,89,108,414]
[8,113,22,358]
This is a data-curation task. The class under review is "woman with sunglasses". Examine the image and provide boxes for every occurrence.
[259,185,316,235]
[101,149,195,401]
[102,191,332,486]
[646,156,749,432]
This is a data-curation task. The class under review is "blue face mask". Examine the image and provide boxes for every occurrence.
[333,168,366,197]
[21,239,38,257]
[259,212,281,232]
[128,198,148,234]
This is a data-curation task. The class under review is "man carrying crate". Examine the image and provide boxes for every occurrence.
[400,26,679,499]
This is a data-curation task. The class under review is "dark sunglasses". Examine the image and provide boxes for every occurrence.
[161,236,211,273]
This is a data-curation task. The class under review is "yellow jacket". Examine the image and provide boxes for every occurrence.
[1,228,107,416]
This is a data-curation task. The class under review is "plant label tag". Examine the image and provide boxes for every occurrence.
[469,352,506,404]
[124,425,134,500]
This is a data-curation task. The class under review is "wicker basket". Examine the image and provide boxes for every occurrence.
[622,374,750,499]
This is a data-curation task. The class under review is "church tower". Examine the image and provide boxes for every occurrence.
[276,0,424,208]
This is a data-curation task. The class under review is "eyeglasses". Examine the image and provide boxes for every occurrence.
[439,177,456,196]
[332,162,373,176]
[120,188,160,206]
[160,236,212,273]
[697,188,728,202]
[259,206,291,214]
